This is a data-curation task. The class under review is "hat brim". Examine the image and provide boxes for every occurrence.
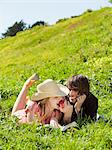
[58,84,69,95]
[31,84,69,101]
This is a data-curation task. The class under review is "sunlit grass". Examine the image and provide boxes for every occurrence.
[0,7,112,150]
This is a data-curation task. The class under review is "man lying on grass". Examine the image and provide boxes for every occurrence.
[11,74,98,130]
[59,74,98,125]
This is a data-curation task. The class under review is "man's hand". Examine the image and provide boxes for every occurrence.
[75,94,86,114]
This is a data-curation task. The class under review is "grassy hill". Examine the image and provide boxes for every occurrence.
[0,7,112,150]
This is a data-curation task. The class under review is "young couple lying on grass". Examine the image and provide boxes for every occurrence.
[11,74,98,130]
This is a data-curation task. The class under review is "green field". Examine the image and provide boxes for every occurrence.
[0,7,112,150]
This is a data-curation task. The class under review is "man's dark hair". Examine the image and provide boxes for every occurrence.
[67,74,90,95]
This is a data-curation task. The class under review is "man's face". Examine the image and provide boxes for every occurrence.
[69,89,79,104]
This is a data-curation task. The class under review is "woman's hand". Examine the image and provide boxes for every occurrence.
[50,118,61,128]
[59,100,70,113]
[59,100,73,124]
[24,73,39,88]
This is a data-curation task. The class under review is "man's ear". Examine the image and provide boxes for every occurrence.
[77,92,82,98]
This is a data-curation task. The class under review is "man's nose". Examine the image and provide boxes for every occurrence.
[69,90,73,96]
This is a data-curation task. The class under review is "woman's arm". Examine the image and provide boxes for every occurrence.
[11,73,39,115]
[50,109,63,128]
[11,84,29,115]
[59,100,73,124]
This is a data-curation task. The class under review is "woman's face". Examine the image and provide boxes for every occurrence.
[48,96,65,110]
[69,89,79,104]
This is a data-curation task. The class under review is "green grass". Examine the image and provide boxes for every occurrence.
[0,7,112,150]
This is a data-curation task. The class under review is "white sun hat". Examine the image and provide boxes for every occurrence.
[31,79,69,101]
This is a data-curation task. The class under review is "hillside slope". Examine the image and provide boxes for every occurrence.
[0,7,112,97]
[0,7,112,150]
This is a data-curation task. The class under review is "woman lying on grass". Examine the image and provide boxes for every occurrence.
[58,74,98,124]
[11,74,69,127]
[12,74,98,130]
